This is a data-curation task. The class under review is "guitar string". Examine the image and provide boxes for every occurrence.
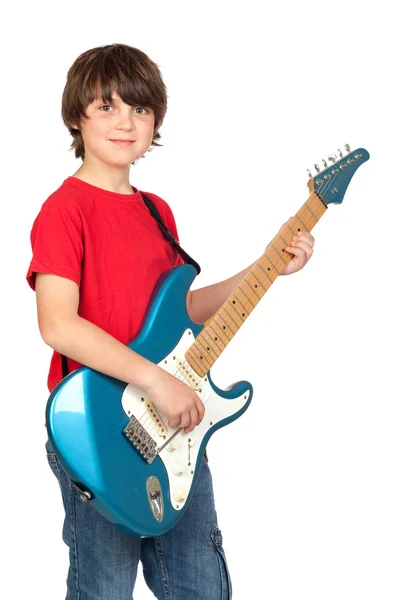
[135,152,356,445]
[136,368,211,440]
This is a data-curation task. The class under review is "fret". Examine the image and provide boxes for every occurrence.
[226,300,245,326]
[269,243,288,266]
[216,308,237,337]
[304,201,318,222]
[208,320,231,345]
[230,293,248,313]
[186,346,212,372]
[247,267,273,297]
[203,326,226,354]
[222,307,240,332]
[244,273,265,297]
[292,213,309,232]
[213,316,234,341]
[261,253,280,275]
[199,329,221,358]
[278,232,293,248]
[236,284,256,309]
[255,261,274,282]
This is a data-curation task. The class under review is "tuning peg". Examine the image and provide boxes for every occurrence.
[314,163,320,173]
[322,158,328,168]
[337,148,343,158]
[306,169,312,179]
[344,143,350,153]
[328,153,337,163]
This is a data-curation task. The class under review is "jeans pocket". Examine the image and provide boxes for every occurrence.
[211,526,233,599]
[45,440,90,503]
[46,441,61,480]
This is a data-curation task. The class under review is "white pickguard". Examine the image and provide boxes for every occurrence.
[121,329,250,510]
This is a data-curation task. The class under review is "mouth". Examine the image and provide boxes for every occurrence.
[109,140,136,146]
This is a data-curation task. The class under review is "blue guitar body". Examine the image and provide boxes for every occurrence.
[46,264,253,537]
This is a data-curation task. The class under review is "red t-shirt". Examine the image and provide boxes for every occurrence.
[26,176,184,392]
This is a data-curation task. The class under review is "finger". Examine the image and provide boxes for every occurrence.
[168,415,181,429]
[184,406,200,433]
[178,411,191,429]
[284,246,307,267]
[287,242,313,260]
[190,405,200,427]
[196,396,205,423]
[294,232,315,247]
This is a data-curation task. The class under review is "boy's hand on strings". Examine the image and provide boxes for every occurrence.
[143,367,205,434]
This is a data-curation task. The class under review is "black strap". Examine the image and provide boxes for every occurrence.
[61,192,200,378]
[141,193,201,275]
[61,354,69,378]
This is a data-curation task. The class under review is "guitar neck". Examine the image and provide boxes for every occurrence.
[184,192,327,376]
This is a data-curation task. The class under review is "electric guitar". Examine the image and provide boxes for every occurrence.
[46,145,369,537]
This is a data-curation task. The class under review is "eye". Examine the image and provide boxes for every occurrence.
[99,105,114,112]
[134,107,149,114]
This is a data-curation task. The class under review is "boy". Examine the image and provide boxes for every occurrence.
[27,43,314,599]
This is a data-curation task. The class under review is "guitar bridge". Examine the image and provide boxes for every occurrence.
[123,415,158,464]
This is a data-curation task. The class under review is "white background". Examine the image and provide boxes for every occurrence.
[2,1,399,598]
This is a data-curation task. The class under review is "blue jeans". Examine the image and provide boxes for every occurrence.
[45,439,232,599]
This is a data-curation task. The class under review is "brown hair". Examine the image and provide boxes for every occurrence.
[61,43,168,160]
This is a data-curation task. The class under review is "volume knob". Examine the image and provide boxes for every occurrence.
[173,488,188,503]
[166,441,178,452]
[172,461,186,476]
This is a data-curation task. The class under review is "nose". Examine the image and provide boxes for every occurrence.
[115,110,136,131]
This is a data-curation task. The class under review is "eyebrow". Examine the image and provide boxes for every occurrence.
[95,96,149,108]
[94,95,120,103]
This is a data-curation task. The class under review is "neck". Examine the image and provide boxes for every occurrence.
[184,191,328,377]
[73,157,133,194]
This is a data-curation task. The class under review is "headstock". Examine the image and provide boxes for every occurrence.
[307,144,370,205]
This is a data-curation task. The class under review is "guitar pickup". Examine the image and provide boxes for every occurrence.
[175,359,200,390]
[144,401,167,437]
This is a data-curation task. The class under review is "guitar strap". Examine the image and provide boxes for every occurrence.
[141,193,201,275]
[61,192,200,378]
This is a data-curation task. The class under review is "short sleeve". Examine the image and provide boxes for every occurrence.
[26,198,84,291]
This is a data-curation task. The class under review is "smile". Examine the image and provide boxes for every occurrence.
[110,140,136,147]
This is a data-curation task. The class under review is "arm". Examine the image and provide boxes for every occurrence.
[36,274,159,390]
[187,260,256,325]
[187,230,315,324]
[36,273,204,433]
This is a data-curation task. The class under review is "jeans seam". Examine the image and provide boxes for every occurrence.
[153,537,171,600]
[67,469,81,599]
[211,526,232,600]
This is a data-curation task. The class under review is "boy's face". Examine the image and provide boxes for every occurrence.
[72,92,155,168]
